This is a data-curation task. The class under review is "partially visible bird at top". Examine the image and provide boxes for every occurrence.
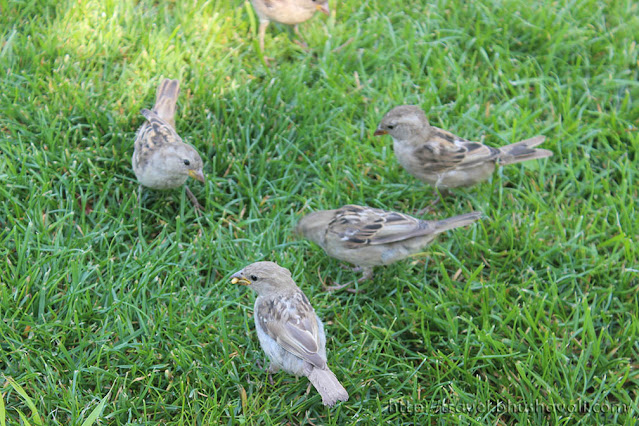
[251,0,330,62]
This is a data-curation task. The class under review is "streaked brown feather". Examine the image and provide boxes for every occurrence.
[419,127,501,173]
[134,109,183,169]
[327,205,442,248]
[257,291,326,369]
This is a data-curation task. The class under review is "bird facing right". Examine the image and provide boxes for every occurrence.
[132,79,206,210]
[251,0,330,53]
[374,105,553,191]
[295,204,482,291]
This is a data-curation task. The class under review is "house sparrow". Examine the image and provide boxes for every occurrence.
[231,261,349,407]
[374,105,553,193]
[295,204,481,291]
[132,78,206,210]
[251,0,330,54]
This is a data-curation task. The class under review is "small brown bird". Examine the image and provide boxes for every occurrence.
[251,0,330,55]
[295,204,481,291]
[231,261,349,406]
[374,105,553,198]
[133,79,205,210]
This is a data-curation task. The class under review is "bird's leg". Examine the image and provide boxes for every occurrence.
[184,185,204,213]
[258,21,268,52]
[292,25,309,49]
[323,282,353,292]
[347,267,374,294]
[257,21,274,65]
[267,363,280,374]
[267,363,279,385]
[340,264,363,272]
[323,267,373,293]
[416,189,449,216]
[358,267,374,283]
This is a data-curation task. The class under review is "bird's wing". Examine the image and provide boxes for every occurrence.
[412,127,467,172]
[415,127,500,172]
[257,292,326,369]
[134,109,183,166]
[456,141,501,167]
[328,204,436,247]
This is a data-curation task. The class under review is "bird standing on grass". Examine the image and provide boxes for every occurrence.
[295,204,482,291]
[251,0,330,58]
[231,261,349,407]
[133,78,206,211]
[374,105,553,207]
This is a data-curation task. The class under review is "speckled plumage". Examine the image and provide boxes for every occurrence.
[295,204,481,286]
[375,105,553,189]
[255,291,327,375]
[132,79,205,208]
[231,262,348,407]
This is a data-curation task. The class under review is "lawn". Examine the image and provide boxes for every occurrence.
[1,0,638,424]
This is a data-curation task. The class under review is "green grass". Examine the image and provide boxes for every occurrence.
[1,0,638,423]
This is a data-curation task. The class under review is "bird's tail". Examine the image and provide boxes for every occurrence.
[497,135,553,165]
[433,211,482,234]
[307,367,349,407]
[153,79,180,129]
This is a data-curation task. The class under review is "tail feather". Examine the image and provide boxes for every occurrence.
[153,79,180,129]
[498,135,553,165]
[433,211,482,234]
[307,367,349,407]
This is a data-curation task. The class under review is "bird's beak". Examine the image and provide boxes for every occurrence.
[231,271,251,286]
[374,128,387,136]
[317,3,330,15]
[188,169,206,183]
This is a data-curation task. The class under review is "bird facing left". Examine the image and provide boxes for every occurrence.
[231,261,349,407]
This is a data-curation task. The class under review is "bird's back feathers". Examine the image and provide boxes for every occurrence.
[326,205,480,248]
[256,292,326,370]
[134,80,183,161]
[135,109,182,152]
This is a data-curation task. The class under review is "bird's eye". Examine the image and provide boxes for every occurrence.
[250,275,258,281]
[183,159,190,166]
[387,125,395,130]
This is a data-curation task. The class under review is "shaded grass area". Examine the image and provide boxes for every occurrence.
[1,0,638,423]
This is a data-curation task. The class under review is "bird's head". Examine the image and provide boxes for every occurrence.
[374,105,430,140]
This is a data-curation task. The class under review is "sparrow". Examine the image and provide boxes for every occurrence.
[132,78,206,210]
[374,105,553,195]
[231,261,349,407]
[251,0,330,55]
[295,204,482,291]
